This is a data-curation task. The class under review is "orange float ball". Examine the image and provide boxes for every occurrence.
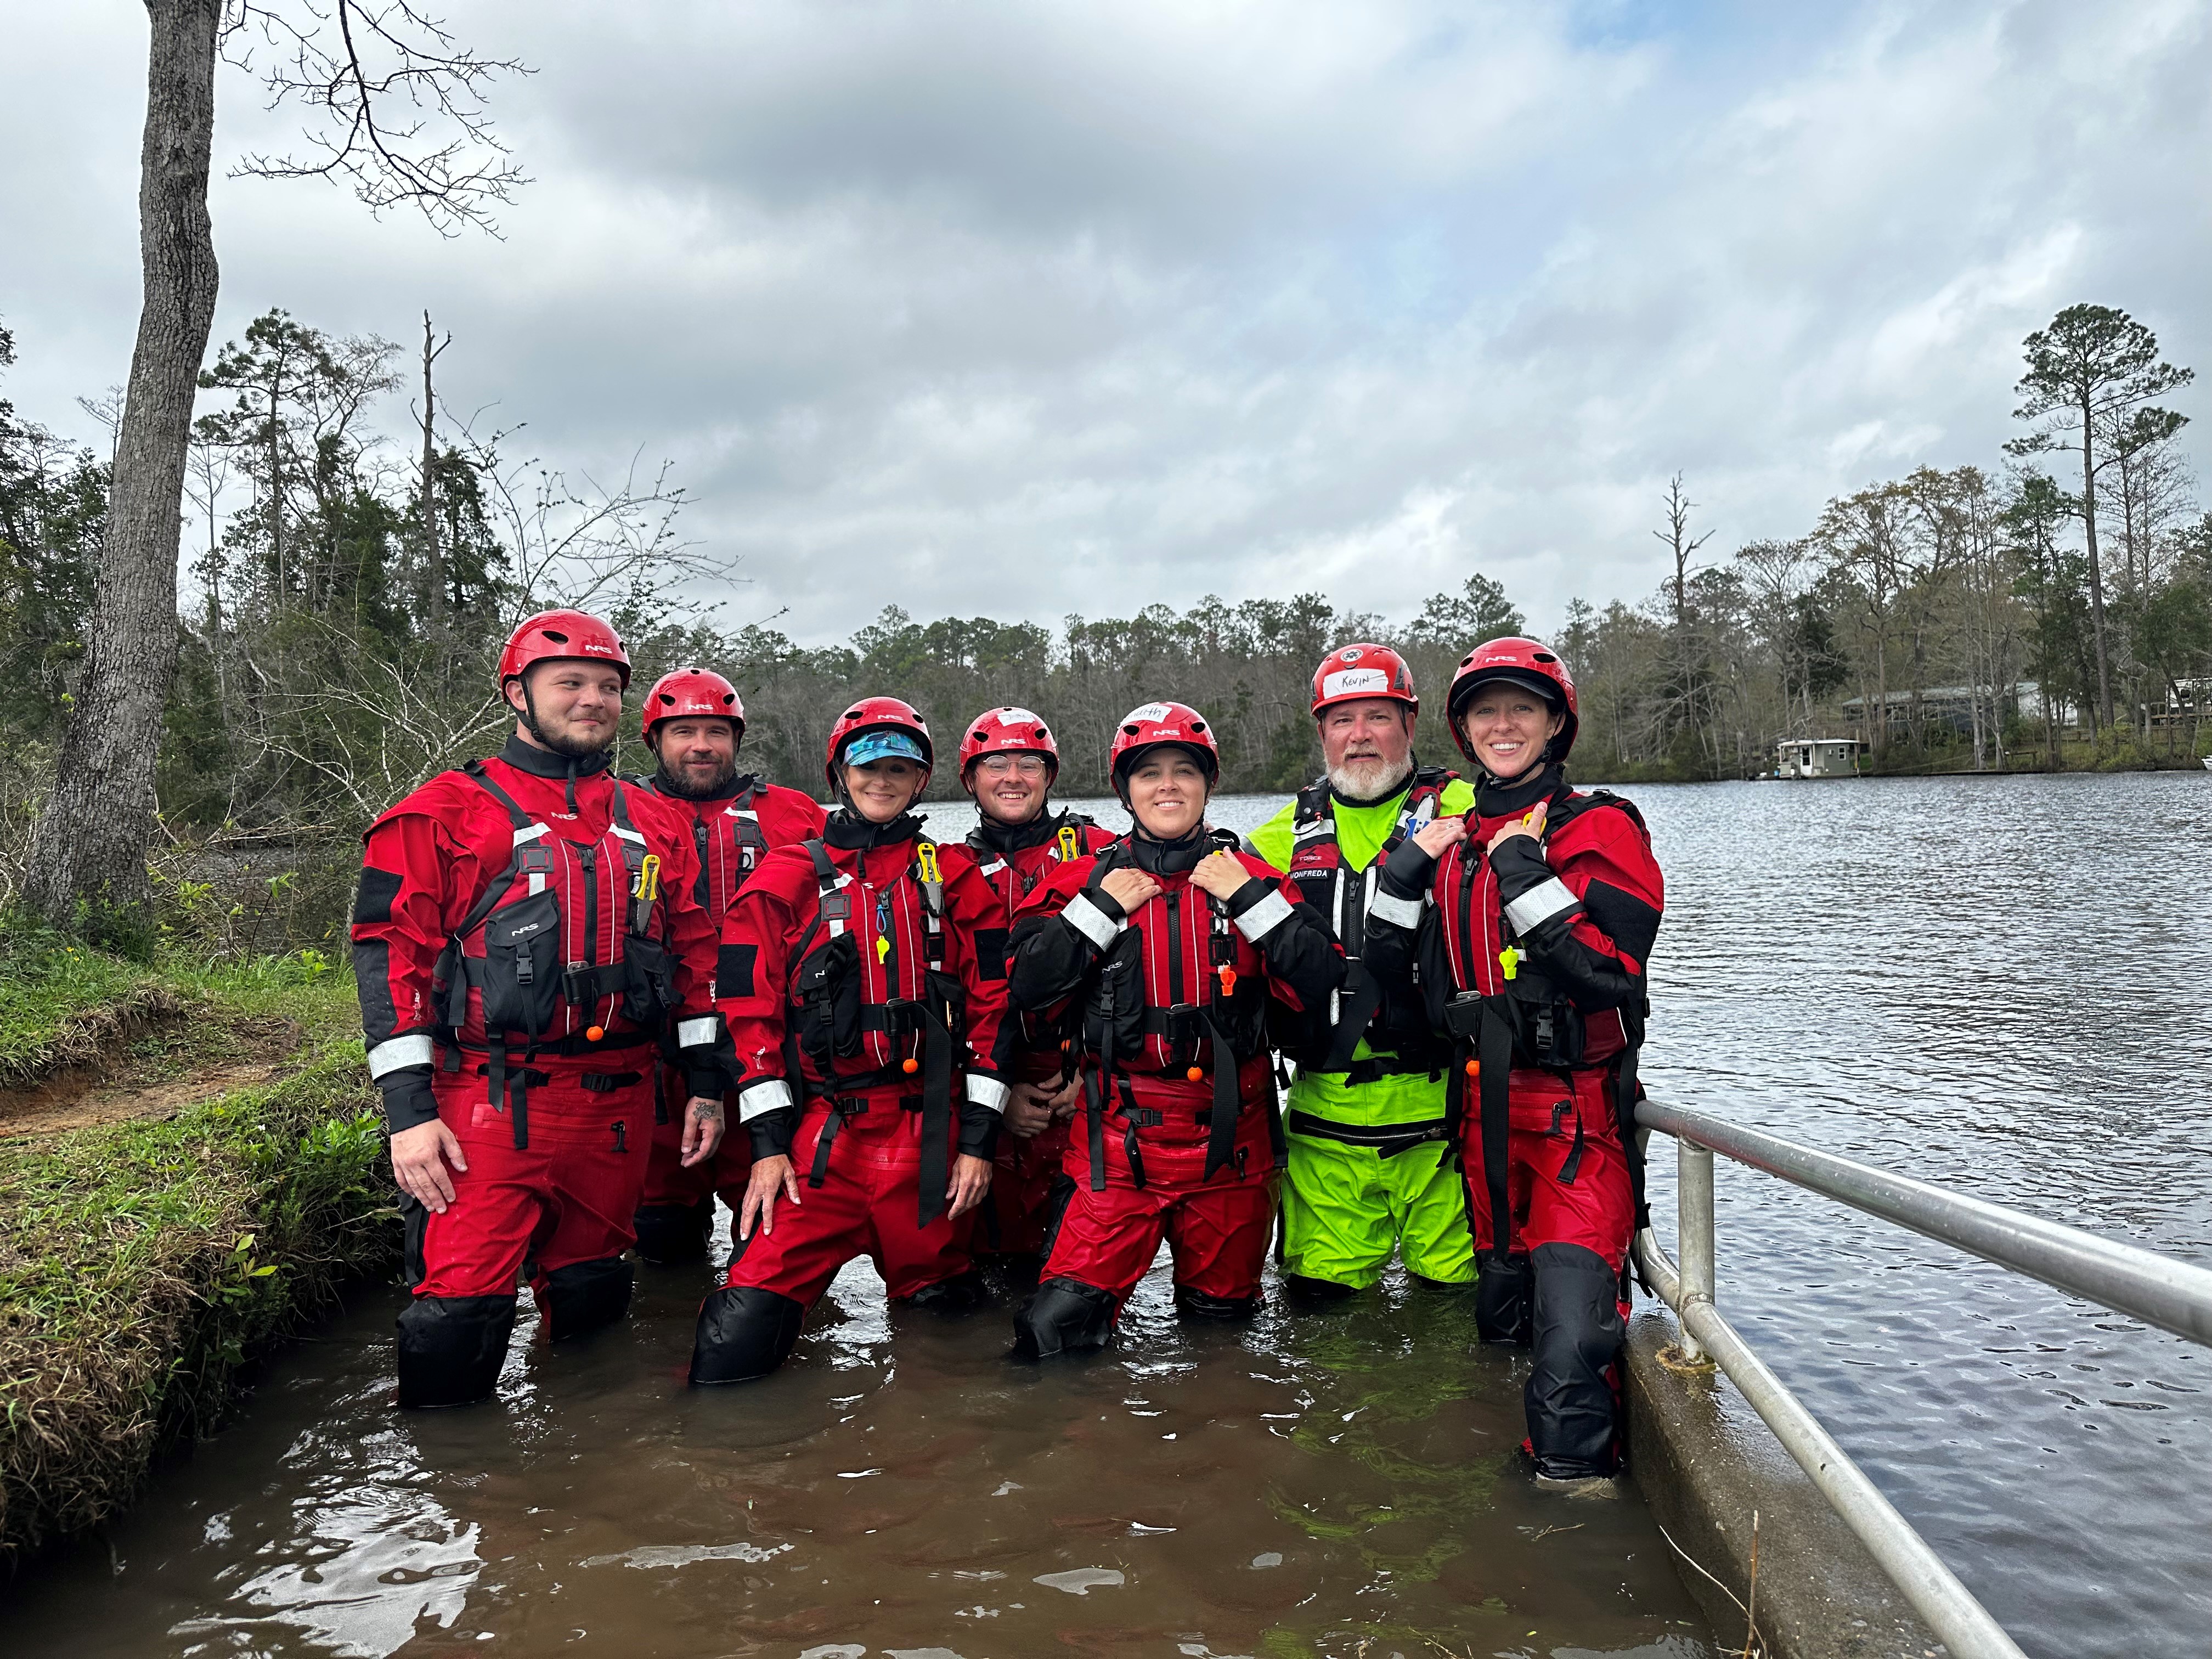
[585,1025,605,1042]
[902,1056,921,1075]
[1464,1058,1480,1079]
[1186,1065,1204,1083]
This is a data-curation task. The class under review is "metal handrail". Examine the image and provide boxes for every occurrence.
[1637,1097,2212,1345]
[1631,1096,2212,1659]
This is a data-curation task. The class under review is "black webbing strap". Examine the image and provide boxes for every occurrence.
[654,1065,668,1126]
[807,1097,867,1188]
[1477,1003,1513,1266]
[489,1032,529,1150]
[1338,1051,1438,1087]
[913,992,956,1227]
[1614,1041,1647,1230]
[1198,1008,1239,1181]
[1084,1064,1109,1192]
[1118,1076,1148,1191]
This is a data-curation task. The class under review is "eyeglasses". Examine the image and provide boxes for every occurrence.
[975,755,1049,778]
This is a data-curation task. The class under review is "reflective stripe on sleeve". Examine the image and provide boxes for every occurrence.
[737,1078,794,1120]
[1233,889,1295,942]
[676,1015,718,1049]
[966,1074,1011,1113]
[1367,888,1424,929]
[1063,893,1125,949]
[1504,876,1581,934]
[366,1032,435,1080]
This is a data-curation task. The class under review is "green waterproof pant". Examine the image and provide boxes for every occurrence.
[1280,1124,1475,1290]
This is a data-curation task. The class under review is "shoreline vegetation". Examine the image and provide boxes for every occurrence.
[0,932,394,1566]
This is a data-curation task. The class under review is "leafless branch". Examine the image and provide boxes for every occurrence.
[224,1,532,238]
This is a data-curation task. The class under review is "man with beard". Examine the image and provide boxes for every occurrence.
[935,707,1116,1273]
[627,668,827,1265]
[1245,645,1477,1302]
[353,611,733,1408]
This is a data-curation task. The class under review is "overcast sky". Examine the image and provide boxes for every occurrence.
[4,1,2208,646]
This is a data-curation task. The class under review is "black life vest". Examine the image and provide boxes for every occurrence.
[1279,765,1455,1073]
[431,762,677,1147]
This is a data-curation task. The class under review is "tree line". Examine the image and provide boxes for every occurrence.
[4,296,2204,946]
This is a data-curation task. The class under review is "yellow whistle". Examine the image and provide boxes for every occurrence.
[634,853,662,902]
[1498,945,1522,981]
[876,934,891,964]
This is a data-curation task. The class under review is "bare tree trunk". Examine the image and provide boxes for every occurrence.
[419,310,447,645]
[2078,394,2114,733]
[25,0,220,934]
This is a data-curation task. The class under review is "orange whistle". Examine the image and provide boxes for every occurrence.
[1218,966,1237,996]
[902,1056,920,1075]
[585,1025,605,1043]
[1186,1065,1204,1083]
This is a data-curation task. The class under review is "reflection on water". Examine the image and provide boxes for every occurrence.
[7,776,2204,1657]
[3,1261,1708,1658]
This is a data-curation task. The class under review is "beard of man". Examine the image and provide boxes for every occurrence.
[655,748,740,800]
[1327,752,1414,804]
[519,682,618,761]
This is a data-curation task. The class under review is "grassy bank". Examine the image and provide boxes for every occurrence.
[0,934,396,1565]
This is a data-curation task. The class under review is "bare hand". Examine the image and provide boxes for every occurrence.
[1487,799,1548,855]
[739,1153,801,1239]
[1047,1071,1084,1121]
[680,1096,726,1166]
[1189,849,1249,900]
[390,1118,467,1214]
[946,1153,993,1219]
[1098,867,1162,913]
[1005,1081,1056,1139]
[1412,815,1470,859]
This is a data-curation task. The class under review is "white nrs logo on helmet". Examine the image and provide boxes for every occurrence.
[1126,702,1173,724]
[997,707,1044,726]
[1321,668,1389,699]
[580,641,617,655]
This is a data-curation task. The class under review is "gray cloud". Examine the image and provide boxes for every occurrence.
[3,1,2207,646]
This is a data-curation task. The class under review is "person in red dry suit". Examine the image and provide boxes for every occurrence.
[688,697,1012,1384]
[935,707,1118,1271]
[1005,702,1344,1357]
[1362,636,1664,1491]
[626,667,827,1265]
[352,610,733,1409]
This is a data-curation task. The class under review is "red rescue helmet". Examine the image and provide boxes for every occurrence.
[1108,701,1220,802]
[824,695,934,792]
[1311,643,1418,718]
[958,705,1059,784]
[498,609,631,690]
[640,667,745,747]
[1445,636,1579,765]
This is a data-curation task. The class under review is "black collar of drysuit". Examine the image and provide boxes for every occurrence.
[1122,823,1212,874]
[822,807,925,850]
[499,732,612,781]
[970,806,1062,856]
[1475,761,1565,819]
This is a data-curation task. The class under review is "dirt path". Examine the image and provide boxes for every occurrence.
[0,1014,304,1138]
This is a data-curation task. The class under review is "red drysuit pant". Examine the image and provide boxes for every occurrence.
[1461,1067,1635,1270]
[408,1063,653,1301]
[1042,1084,1278,1305]
[980,1115,1071,1256]
[637,1065,754,1211]
[719,1097,973,1305]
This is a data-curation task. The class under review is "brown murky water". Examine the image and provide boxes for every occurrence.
[1,1256,1708,1657]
